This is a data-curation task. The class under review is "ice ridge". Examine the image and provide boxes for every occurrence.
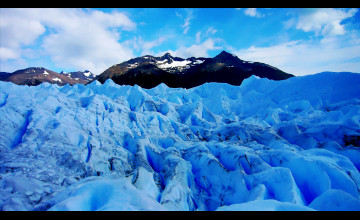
[0,72,360,211]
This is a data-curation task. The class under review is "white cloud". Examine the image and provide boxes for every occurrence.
[244,8,263,18]
[0,8,46,60]
[195,31,202,44]
[234,8,360,76]
[283,17,296,29]
[296,8,358,37]
[42,26,133,75]
[124,36,168,56]
[89,10,136,31]
[180,9,194,34]
[0,8,136,74]
[0,47,19,60]
[195,27,217,44]
[233,37,360,76]
[163,38,222,58]
[206,27,217,35]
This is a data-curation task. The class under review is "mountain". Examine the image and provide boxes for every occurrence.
[0,67,77,86]
[0,68,95,86]
[1,72,360,210]
[1,51,292,88]
[59,70,96,84]
[93,50,294,89]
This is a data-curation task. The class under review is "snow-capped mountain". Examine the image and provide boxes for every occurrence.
[0,71,360,211]
[93,51,294,89]
[0,68,95,86]
[0,67,77,86]
[59,70,96,84]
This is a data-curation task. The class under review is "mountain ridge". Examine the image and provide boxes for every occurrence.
[0,51,293,88]
[0,67,95,86]
[92,50,294,89]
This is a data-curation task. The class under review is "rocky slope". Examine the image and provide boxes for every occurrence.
[0,68,95,86]
[93,51,294,89]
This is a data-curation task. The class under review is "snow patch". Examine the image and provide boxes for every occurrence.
[52,78,62,82]
[158,60,192,69]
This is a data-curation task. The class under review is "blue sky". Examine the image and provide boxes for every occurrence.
[1,8,360,76]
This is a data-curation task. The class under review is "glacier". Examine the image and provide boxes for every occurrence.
[0,71,360,211]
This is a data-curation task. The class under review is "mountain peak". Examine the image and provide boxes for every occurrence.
[161,52,174,59]
[93,50,293,88]
[213,50,242,64]
[215,50,237,59]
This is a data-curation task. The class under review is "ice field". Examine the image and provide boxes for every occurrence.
[1,71,360,211]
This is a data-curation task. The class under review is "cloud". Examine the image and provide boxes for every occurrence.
[244,8,263,18]
[124,36,168,56]
[232,36,360,76]
[0,9,46,60]
[195,27,217,44]
[180,9,194,34]
[162,38,222,58]
[206,27,217,35]
[233,8,360,76]
[195,31,202,44]
[0,47,20,60]
[0,8,136,74]
[295,8,358,37]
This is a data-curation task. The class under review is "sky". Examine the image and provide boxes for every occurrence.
[1,8,360,76]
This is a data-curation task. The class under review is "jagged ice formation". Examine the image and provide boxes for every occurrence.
[0,72,360,211]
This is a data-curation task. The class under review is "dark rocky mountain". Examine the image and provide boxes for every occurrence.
[0,72,12,81]
[0,51,293,88]
[92,50,294,89]
[0,68,95,86]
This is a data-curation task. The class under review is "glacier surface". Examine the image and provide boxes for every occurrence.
[1,72,360,211]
